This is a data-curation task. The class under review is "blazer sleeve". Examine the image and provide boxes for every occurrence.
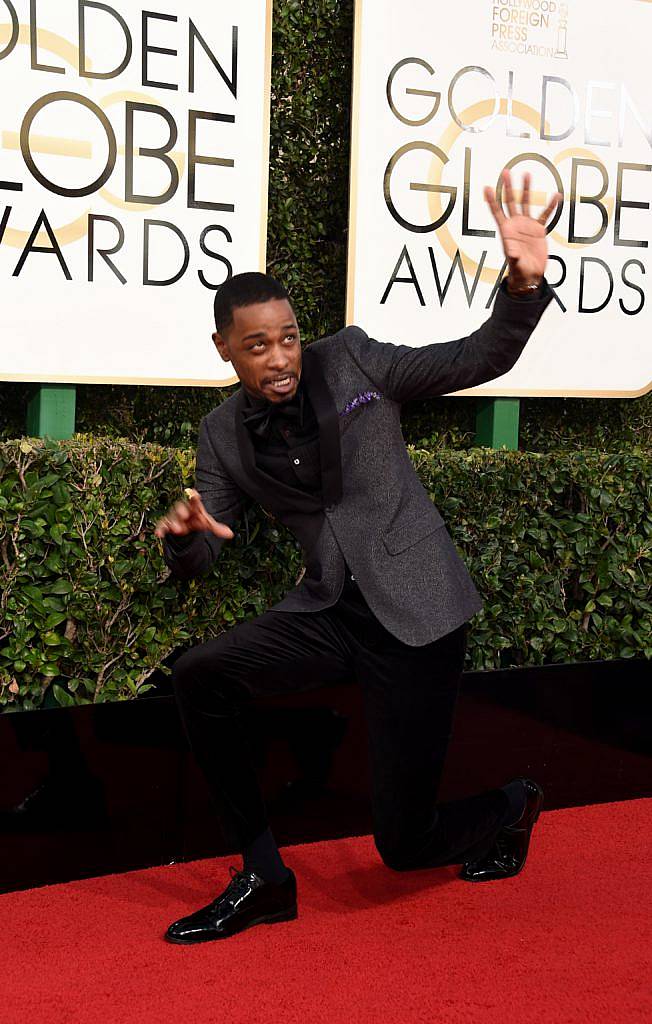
[162,415,247,580]
[342,278,554,403]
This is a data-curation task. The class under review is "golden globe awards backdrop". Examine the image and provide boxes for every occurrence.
[347,0,652,396]
[0,0,272,387]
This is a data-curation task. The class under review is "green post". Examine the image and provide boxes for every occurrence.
[475,397,520,450]
[26,384,76,439]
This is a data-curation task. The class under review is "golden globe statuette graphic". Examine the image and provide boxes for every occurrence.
[555,3,569,59]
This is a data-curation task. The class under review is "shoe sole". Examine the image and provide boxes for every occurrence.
[460,781,544,883]
[164,905,298,944]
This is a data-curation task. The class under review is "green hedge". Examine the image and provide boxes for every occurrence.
[1,0,650,450]
[1,437,650,712]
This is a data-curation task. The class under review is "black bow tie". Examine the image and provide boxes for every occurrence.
[242,390,304,441]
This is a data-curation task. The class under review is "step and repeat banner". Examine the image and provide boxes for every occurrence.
[0,0,272,386]
[347,0,652,396]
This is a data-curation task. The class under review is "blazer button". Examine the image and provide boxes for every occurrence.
[293,457,300,465]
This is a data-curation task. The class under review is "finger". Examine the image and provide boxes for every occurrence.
[539,191,562,225]
[168,520,184,534]
[156,513,191,537]
[521,172,531,217]
[502,169,517,218]
[154,520,168,539]
[484,186,506,227]
[167,511,190,534]
[173,500,191,521]
[207,515,235,540]
[186,491,209,529]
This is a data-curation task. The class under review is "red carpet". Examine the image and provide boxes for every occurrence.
[3,799,651,1024]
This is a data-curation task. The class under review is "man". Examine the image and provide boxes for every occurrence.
[155,170,560,944]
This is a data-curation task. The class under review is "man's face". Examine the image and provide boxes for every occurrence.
[212,298,302,403]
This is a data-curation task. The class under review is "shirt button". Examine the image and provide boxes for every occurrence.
[293,457,300,465]
[351,575,356,581]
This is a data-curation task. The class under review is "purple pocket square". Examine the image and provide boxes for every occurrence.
[339,390,382,417]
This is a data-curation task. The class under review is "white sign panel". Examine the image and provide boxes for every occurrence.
[347,0,652,397]
[0,0,272,387]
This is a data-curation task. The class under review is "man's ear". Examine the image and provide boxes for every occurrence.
[212,330,231,363]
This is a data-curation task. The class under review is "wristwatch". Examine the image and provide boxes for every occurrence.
[506,277,542,297]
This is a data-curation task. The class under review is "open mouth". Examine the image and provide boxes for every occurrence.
[266,376,295,394]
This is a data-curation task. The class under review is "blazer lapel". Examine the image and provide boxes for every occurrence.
[301,345,343,507]
[233,344,342,513]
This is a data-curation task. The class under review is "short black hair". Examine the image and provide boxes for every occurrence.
[213,272,290,334]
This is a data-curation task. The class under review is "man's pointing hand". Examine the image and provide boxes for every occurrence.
[154,488,235,541]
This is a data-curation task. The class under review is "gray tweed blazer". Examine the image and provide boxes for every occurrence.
[163,280,553,646]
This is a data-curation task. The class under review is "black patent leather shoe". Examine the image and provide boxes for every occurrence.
[165,866,297,943]
[459,778,544,882]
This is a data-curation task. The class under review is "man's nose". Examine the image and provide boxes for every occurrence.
[267,346,292,370]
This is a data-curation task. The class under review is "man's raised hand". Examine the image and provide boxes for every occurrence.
[484,169,562,289]
[154,488,235,541]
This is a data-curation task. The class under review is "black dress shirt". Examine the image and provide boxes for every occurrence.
[239,376,362,591]
[240,373,322,497]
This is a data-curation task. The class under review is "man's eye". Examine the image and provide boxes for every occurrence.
[284,334,296,342]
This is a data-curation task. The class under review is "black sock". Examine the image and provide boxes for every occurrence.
[242,826,290,885]
[501,780,527,826]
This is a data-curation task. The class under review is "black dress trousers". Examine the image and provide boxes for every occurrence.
[171,572,513,871]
